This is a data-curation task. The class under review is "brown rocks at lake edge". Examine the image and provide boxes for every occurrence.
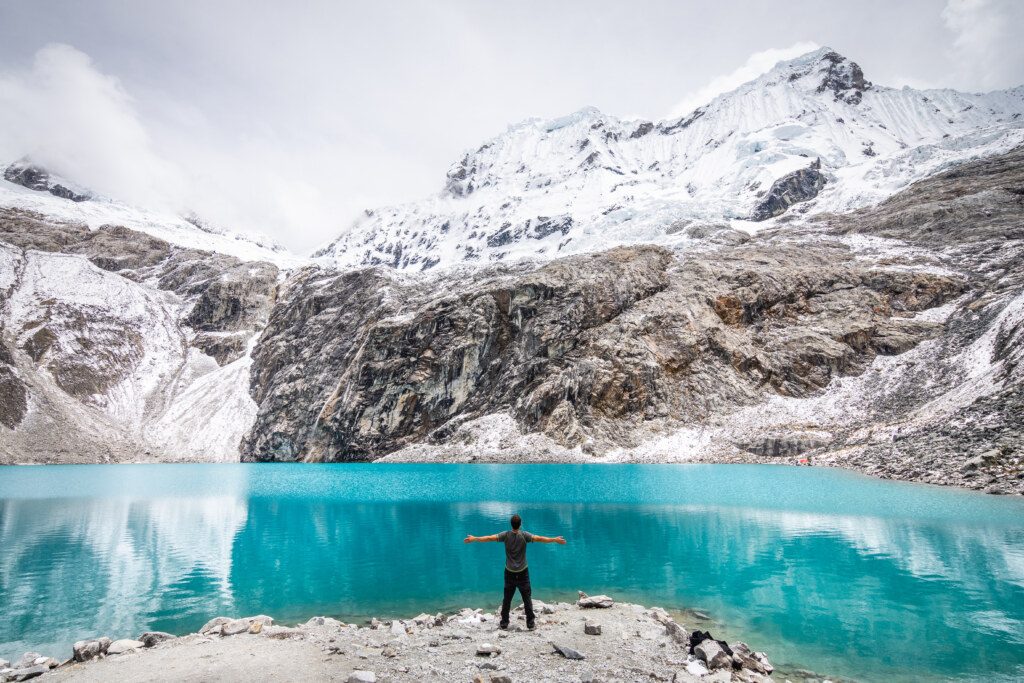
[34,597,794,682]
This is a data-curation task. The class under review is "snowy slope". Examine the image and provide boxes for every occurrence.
[0,160,298,266]
[1,245,259,461]
[317,47,1024,271]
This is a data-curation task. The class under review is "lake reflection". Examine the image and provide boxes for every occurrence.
[1,464,1023,682]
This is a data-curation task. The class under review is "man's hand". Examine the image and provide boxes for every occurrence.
[533,534,567,544]
[464,534,499,543]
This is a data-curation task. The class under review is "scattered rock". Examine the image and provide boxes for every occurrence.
[347,671,376,683]
[649,608,688,644]
[200,617,231,633]
[476,643,501,656]
[584,620,602,635]
[532,600,556,615]
[694,639,732,670]
[265,626,306,640]
[3,666,47,682]
[72,638,110,663]
[685,659,709,676]
[730,642,771,674]
[106,639,145,655]
[961,455,986,472]
[577,594,614,609]
[550,642,585,660]
[11,656,39,671]
[221,620,251,636]
[138,631,176,648]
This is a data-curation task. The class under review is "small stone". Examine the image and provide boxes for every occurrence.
[221,619,251,636]
[532,600,556,615]
[390,620,407,636]
[347,671,376,683]
[12,655,40,670]
[577,594,614,609]
[584,620,602,635]
[491,676,512,683]
[0,660,8,670]
[476,643,501,656]
[73,640,103,663]
[694,639,732,670]
[5,666,47,682]
[755,651,773,674]
[139,631,176,648]
[961,455,987,472]
[107,639,145,655]
[370,618,382,629]
[551,642,585,660]
[381,646,397,658]
[200,617,231,633]
[685,659,709,676]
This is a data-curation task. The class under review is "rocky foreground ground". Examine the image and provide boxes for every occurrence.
[0,596,832,683]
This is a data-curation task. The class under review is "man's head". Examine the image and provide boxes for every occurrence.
[510,514,522,530]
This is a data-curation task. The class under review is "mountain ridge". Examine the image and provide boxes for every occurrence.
[315,47,1024,271]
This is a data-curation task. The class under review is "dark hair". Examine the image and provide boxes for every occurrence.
[510,514,522,530]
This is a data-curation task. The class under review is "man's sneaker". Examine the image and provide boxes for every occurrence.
[526,621,536,631]
[498,621,509,630]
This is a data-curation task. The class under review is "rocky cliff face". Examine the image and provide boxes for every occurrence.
[0,208,278,462]
[750,159,826,221]
[243,226,964,463]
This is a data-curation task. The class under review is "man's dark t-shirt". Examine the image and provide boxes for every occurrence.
[497,529,534,572]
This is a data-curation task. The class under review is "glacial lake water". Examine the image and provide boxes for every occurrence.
[1,464,1023,682]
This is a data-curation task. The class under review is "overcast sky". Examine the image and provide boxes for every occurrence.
[1,1,1022,253]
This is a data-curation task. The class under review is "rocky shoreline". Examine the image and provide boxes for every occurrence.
[0,595,828,683]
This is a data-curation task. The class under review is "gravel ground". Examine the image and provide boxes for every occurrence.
[32,600,798,683]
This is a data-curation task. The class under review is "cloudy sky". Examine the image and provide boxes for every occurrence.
[1,1,1022,253]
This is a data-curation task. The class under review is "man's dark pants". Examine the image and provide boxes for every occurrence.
[500,568,535,626]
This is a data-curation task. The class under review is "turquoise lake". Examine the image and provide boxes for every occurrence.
[1,464,1023,682]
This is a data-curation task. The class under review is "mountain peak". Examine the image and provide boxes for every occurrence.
[771,47,871,104]
[2,158,92,203]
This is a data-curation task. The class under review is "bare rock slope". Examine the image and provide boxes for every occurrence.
[242,146,1024,494]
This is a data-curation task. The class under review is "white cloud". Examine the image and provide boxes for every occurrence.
[0,43,434,254]
[0,44,185,210]
[668,41,821,118]
[942,0,1024,91]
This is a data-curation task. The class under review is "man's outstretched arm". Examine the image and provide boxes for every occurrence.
[464,534,500,543]
[531,534,567,544]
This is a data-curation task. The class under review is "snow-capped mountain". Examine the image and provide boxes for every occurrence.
[0,159,297,266]
[316,47,1024,271]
